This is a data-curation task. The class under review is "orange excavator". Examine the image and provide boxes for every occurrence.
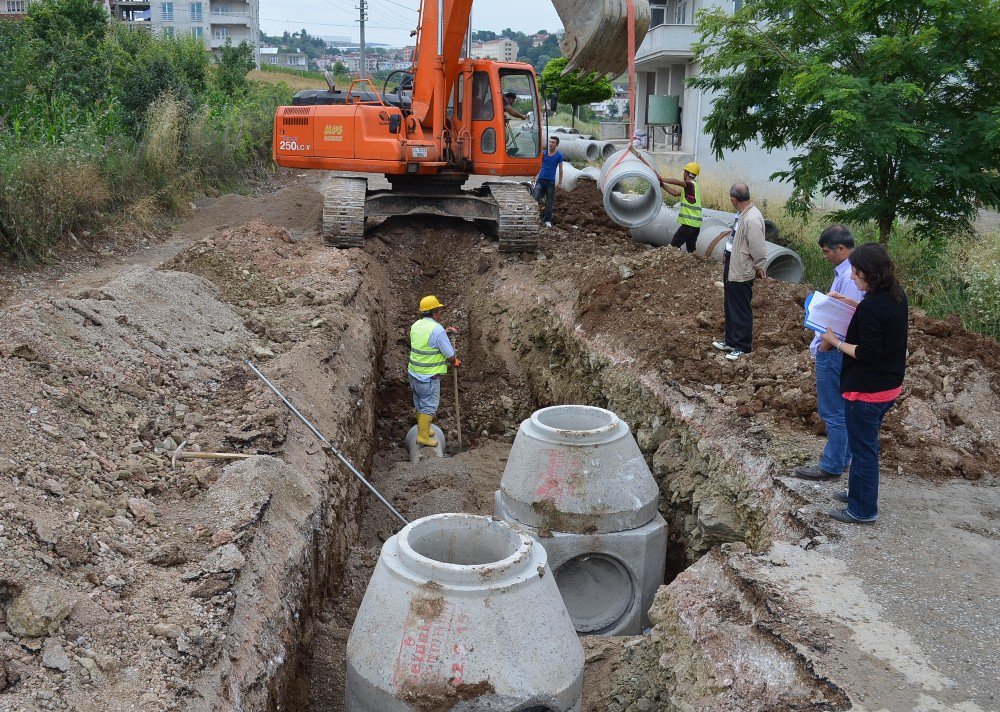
[272,0,649,251]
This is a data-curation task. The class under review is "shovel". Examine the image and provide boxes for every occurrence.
[449,332,463,452]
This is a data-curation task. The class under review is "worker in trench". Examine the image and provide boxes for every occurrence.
[409,295,461,447]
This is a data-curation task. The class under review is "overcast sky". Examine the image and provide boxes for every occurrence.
[259,0,562,47]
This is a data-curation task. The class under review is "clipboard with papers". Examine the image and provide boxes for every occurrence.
[804,291,856,340]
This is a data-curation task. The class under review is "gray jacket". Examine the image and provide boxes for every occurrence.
[727,204,766,282]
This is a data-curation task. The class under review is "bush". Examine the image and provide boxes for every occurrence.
[0,137,110,262]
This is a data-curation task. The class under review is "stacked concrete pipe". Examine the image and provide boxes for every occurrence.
[556,139,600,162]
[557,163,601,192]
[494,405,667,636]
[346,513,584,710]
[597,148,664,229]
[630,204,805,283]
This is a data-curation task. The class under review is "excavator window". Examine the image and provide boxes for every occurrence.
[500,70,540,158]
[471,72,494,121]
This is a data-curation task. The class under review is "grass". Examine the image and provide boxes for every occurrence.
[249,69,329,92]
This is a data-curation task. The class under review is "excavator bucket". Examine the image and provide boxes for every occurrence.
[553,0,651,77]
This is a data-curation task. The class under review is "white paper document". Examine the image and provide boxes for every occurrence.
[804,291,856,340]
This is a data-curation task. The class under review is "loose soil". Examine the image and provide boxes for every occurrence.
[0,173,996,712]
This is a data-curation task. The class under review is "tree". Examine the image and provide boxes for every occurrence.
[540,57,613,127]
[332,61,348,75]
[215,40,255,95]
[607,102,620,119]
[691,0,1000,243]
[23,0,111,125]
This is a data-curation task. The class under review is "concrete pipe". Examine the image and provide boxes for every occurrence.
[404,424,445,463]
[597,148,664,229]
[630,204,806,283]
[556,139,600,162]
[557,163,601,192]
[595,141,617,159]
[346,513,584,711]
[494,405,667,636]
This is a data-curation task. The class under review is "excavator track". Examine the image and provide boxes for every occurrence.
[323,176,367,248]
[488,182,539,253]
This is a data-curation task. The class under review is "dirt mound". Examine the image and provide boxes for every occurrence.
[178,179,324,241]
[541,190,1000,480]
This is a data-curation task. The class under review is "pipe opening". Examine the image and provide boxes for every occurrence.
[534,404,615,434]
[765,252,805,283]
[606,179,660,228]
[405,514,523,566]
[554,554,634,633]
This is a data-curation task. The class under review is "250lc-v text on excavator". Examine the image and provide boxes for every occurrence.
[272,0,649,252]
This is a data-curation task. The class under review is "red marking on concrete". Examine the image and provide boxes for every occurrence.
[392,605,471,691]
[534,448,584,502]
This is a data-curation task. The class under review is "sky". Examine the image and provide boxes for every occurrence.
[259,0,562,47]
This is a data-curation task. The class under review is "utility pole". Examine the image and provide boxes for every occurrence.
[358,0,367,80]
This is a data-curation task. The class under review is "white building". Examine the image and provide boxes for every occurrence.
[470,38,518,62]
[108,1,261,67]
[635,0,794,195]
[260,47,307,69]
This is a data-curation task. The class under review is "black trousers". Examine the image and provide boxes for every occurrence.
[670,224,700,253]
[723,253,754,353]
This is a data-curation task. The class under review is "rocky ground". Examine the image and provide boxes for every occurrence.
[0,173,997,712]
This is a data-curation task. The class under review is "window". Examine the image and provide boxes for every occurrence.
[675,0,690,25]
[734,0,744,10]
[501,70,540,158]
[191,26,203,38]
[161,2,173,20]
[650,1,667,27]
[471,72,494,121]
[163,26,174,37]
[6,1,27,12]
[212,27,231,40]
[189,2,202,21]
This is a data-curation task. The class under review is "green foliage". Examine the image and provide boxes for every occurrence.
[105,26,209,131]
[260,28,327,60]
[215,40,256,94]
[260,63,329,82]
[540,58,614,127]
[0,0,292,262]
[691,0,1000,244]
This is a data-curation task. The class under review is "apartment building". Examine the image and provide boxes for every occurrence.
[0,0,33,19]
[470,38,518,63]
[108,0,260,66]
[635,0,793,192]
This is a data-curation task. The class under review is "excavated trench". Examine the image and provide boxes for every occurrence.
[267,216,725,711]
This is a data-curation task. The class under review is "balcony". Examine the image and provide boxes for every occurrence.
[210,33,250,48]
[209,11,251,26]
[635,22,698,67]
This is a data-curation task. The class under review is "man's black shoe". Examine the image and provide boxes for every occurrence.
[793,464,840,480]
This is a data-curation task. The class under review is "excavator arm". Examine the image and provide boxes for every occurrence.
[410,0,650,130]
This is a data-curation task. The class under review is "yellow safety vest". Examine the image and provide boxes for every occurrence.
[678,180,702,228]
[409,318,448,376]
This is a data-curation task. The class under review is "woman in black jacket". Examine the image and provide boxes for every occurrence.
[820,243,908,524]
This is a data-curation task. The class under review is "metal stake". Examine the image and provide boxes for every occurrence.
[244,360,409,526]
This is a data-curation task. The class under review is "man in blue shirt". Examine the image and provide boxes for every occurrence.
[409,295,460,447]
[532,136,565,228]
[794,224,866,480]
